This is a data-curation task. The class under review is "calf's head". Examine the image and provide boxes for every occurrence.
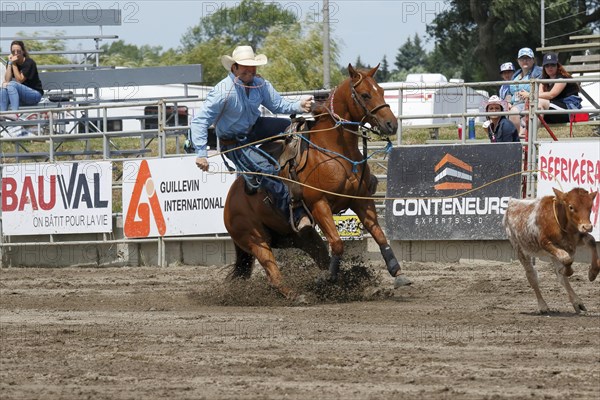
[553,187,597,233]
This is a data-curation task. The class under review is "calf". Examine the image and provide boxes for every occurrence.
[503,187,599,313]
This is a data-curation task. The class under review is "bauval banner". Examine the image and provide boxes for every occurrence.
[1,161,113,235]
[385,143,522,240]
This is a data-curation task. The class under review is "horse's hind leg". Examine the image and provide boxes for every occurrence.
[228,244,255,280]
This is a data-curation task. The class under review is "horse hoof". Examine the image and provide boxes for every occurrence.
[589,265,600,282]
[574,303,587,314]
[394,274,412,288]
[314,271,338,286]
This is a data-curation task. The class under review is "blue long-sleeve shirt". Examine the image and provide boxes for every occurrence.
[191,73,303,157]
[487,116,519,142]
[508,66,543,106]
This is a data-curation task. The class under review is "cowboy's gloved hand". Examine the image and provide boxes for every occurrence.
[196,157,209,171]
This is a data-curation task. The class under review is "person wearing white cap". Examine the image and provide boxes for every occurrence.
[483,95,519,142]
[498,62,515,102]
[507,47,543,136]
[191,45,314,232]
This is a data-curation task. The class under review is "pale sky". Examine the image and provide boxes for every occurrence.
[0,0,446,67]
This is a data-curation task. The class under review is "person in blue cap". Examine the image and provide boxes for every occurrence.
[538,52,582,123]
[508,47,543,136]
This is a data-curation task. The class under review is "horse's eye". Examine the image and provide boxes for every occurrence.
[361,93,371,100]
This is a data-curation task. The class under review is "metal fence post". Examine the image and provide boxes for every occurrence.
[397,87,403,145]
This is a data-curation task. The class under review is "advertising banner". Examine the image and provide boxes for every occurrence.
[538,141,600,240]
[385,143,522,240]
[122,156,236,238]
[1,161,112,235]
[315,210,364,240]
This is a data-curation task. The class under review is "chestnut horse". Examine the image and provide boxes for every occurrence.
[223,64,409,300]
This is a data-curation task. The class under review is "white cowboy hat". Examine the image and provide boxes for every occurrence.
[221,46,268,71]
[485,95,505,112]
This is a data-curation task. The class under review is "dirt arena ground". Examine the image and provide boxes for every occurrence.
[1,257,599,400]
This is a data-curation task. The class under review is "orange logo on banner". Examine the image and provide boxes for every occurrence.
[124,160,166,237]
[433,154,473,190]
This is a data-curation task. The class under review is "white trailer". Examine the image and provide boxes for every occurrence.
[381,74,488,126]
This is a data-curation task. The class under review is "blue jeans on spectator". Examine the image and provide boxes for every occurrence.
[224,117,292,215]
[0,80,42,111]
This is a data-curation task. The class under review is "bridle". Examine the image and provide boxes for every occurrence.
[349,72,391,124]
[313,71,394,178]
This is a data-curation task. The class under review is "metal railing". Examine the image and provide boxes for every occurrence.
[1,75,599,266]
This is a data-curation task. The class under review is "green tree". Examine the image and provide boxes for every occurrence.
[395,34,427,72]
[100,40,164,67]
[377,55,391,82]
[353,56,370,70]
[181,0,297,50]
[180,38,234,85]
[427,0,600,82]
[8,31,70,68]
[261,22,343,91]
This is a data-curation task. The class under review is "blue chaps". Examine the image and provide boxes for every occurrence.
[223,117,292,216]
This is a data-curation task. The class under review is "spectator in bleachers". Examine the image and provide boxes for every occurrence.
[498,62,514,103]
[0,41,43,117]
[483,95,519,142]
[507,47,543,137]
[537,52,582,123]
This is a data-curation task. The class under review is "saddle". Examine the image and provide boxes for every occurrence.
[255,116,315,232]
[259,116,313,172]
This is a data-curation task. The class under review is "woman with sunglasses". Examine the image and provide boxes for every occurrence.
[1,40,43,115]
[538,52,582,123]
[507,47,543,137]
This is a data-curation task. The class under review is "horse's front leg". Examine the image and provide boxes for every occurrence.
[311,200,344,281]
[352,200,412,287]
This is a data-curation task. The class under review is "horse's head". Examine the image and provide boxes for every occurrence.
[346,63,398,136]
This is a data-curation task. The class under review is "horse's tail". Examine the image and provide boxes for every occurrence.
[228,244,255,280]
